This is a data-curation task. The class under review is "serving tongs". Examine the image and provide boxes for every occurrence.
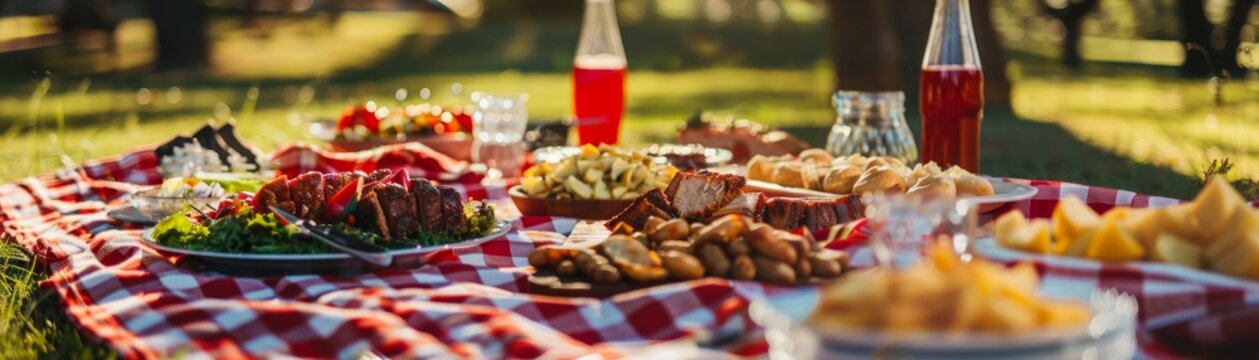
[269,206,393,267]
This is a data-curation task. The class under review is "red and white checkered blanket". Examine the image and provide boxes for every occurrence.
[2,144,1254,359]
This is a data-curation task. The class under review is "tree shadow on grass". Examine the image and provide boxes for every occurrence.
[778,107,1200,199]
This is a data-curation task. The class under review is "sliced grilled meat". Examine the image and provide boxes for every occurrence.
[763,197,805,230]
[322,172,367,202]
[606,189,677,231]
[372,182,419,239]
[438,186,466,232]
[256,176,296,215]
[410,179,445,233]
[710,192,766,220]
[354,191,391,239]
[663,170,746,221]
[289,172,326,220]
[804,200,840,232]
[833,195,866,224]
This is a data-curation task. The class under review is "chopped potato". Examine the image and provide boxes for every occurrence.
[519,146,678,200]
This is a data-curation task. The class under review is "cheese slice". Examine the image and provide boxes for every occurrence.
[1194,177,1246,241]
[1208,231,1259,280]
[1152,233,1202,268]
[1203,204,1259,262]
[1085,219,1145,261]
[1052,197,1102,254]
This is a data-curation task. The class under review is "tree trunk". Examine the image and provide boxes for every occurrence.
[972,0,1011,106]
[1178,0,1214,76]
[145,0,209,70]
[1043,0,1099,69]
[1222,0,1257,74]
[1061,13,1084,68]
[826,0,902,91]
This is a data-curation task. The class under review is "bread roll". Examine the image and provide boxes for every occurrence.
[747,155,775,182]
[823,165,863,194]
[954,174,995,197]
[772,162,805,188]
[852,166,908,194]
[907,174,957,198]
[799,149,834,164]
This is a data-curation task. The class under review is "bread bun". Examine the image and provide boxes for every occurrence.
[864,157,889,169]
[799,149,834,164]
[907,174,957,198]
[822,165,863,194]
[852,166,908,195]
[878,156,906,169]
[747,155,775,181]
[842,154,868,167]
[954,174,995,197]
[772,162,805,188]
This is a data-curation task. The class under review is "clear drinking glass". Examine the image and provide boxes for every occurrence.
[472,92,529,181]
[864,195,977,268]
[826,91,919,166]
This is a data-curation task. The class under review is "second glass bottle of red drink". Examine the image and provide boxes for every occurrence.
[920,0,984,172]
[573,0,627,146]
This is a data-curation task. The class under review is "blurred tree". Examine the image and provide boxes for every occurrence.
[973,0,1011,106]
[1179,0,1214,76]
[145,0,208,70]
[828,0,1010,106]
[1222,0,1256,74]
[1041,0,1100,69]
[826,0,902,91]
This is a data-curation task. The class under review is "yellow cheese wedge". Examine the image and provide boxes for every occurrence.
[995,210,1028,241]
[1037,300,1092,329]
[1208,231,1259,280]
[1194,177,1246,241]
[1085,219,1145,261]
[1152,233,1202,268]
[1052,197,1102,253]
[1120,208,1164,249]
[1202,203,1257,260]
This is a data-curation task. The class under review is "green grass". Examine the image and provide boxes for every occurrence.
[0,10,1255,358]
[0,243,117,359]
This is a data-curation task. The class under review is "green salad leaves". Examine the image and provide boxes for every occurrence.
[151,202,499,254]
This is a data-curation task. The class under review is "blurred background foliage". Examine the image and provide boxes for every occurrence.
[0,0,1255,197]
[1,1,1259,357]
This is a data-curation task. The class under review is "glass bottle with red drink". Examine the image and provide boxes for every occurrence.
[573,0,627,146]
[920,0,984,172]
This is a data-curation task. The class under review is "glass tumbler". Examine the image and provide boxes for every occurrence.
[826,91,919,165]
[864,195,978,268]
[472,92,529,181]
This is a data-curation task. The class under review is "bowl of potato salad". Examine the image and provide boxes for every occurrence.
[511,144,679,220]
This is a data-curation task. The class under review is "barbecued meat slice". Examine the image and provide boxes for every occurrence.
[354,191,391,238]
[371,182,419,239]
[256,176,297,215]
[322,172,366,203]
[606,189,677,231]
[368,169,394,183]
[438,186,465,232]
[710,192,766,221]
[762,197,805,230]
[663,170,746,221]
[410,179,444,233]
[832,195,866,225]
[289,172,326,220]
[804,199,840,232]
